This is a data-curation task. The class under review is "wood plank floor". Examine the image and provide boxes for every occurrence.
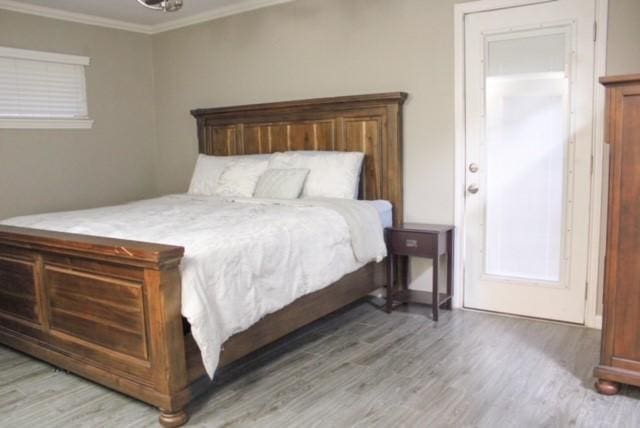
[2,300,640,427]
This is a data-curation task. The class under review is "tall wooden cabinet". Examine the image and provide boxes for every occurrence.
[595,74,640,395]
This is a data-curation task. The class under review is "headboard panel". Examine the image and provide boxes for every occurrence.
[191,92,407,225]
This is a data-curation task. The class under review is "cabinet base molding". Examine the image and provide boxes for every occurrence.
[594,365,640,393]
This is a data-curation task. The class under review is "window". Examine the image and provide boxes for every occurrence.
[0,47,92,129]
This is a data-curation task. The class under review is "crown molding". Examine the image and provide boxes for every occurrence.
[0,0,296,35]
[150,0,294,33]
[0,0,153,34]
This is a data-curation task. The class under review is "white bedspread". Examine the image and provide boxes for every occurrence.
[1,194,386,377]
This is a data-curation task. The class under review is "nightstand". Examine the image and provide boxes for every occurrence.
[385,223,454,321]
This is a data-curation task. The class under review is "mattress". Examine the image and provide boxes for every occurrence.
[367,200,393,229]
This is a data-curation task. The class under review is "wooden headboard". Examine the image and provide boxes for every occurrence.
[190,92,407,225]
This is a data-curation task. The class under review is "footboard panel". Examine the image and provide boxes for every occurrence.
[0,255,40,323]
[45,264,149,361]
[0,225,187,412]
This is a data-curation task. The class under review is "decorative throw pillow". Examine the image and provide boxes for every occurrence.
[214,159,269,197]
[268,151,364,199]
[254,168,310,199]
[188,154,271,196]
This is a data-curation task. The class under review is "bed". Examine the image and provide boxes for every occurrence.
[0,92,406,427]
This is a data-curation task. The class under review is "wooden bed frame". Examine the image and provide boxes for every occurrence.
[0,92,406,427]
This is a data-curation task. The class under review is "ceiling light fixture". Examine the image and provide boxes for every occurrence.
[135,0,183,12]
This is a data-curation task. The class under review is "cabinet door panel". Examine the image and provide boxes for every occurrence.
[612,89,640,361]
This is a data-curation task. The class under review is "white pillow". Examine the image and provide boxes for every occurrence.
[268,151,364,199]
[214,158,269,198]
[254,168,310,199]
[188,154,271,195]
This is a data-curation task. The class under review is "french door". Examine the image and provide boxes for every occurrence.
[463,0,596,323]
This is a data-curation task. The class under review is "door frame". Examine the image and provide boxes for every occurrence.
[452,0,609,328]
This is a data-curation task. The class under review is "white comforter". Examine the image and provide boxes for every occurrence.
[2,194,386,377]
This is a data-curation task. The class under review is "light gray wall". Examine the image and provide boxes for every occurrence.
[0,10,157,220]
[607,0,640,75]
[152,0,465,225]
[595,0,640,315]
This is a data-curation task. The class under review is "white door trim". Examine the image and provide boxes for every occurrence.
[584,0,608,329]
[452,0,608,329]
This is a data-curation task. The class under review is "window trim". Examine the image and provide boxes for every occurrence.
[0,118,94,129]
[0,46,92,130]
[0,47,90,66]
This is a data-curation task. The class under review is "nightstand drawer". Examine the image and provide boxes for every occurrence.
[388,230,437,257]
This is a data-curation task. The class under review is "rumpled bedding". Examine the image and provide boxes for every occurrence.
[2,194,386,377]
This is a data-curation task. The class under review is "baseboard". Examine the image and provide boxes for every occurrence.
[589,315,603,330]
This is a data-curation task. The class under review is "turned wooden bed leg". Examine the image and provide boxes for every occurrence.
[159,408,189,427]
[145,266,190,428]
[595,379,620,395]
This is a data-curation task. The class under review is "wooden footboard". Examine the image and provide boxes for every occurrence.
[0,225,190,426]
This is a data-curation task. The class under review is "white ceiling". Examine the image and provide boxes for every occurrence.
[0,0,294,33]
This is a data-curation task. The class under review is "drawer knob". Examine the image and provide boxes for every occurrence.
[405,239,418,248]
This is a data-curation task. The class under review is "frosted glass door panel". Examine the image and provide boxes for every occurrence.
[487,32,566,76]
[484,30,570,283]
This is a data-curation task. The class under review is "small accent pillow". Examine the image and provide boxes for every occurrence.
[268,151,364,199]
[214,158,269,197]
[188,154,271,196]
[254,168,310,199]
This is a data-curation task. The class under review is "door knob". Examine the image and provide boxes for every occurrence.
[467,184,479,194]
[469,163,479,173]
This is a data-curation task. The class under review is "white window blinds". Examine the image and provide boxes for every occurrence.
[0,47,90,127]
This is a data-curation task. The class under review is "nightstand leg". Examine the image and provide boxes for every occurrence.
[401,256,410,307]
[433,256,439,321]
[386,254,394,313]
[445,230,453,310]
